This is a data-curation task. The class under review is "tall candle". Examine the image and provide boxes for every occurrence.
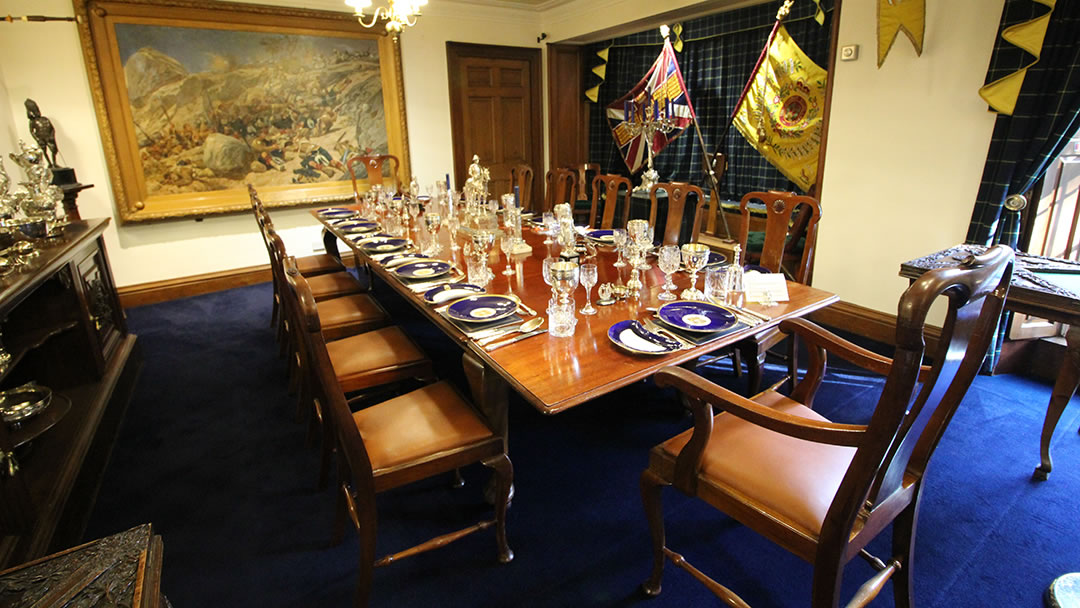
[514,185,520,207]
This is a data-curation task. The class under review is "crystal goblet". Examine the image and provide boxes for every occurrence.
[657,245,681,301]
[550,260,579,306]
[612,228,628,268]
[579,263,598,315]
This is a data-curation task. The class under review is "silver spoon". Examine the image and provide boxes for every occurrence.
[476,316,545,346]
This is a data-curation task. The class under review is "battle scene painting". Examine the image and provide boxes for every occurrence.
[115,24,389,197]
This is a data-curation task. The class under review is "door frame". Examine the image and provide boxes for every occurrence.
[446,42,544,206]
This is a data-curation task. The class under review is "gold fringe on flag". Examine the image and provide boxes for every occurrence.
[877,0,925,67]
[978,0,1056,115]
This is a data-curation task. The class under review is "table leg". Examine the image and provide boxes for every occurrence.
[462,351,514,503]
[321,228,339,259]
[1034,324,1080,481]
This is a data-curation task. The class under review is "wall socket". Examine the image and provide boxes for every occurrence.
[840,44,859,62]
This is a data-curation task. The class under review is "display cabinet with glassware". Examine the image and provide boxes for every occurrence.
[0,218,140,569]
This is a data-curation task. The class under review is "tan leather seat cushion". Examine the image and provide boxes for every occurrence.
[317,294,389,329]
[307,271,362,299]
[353,381,494,472]
[661,391,856,537]
[296,253,343,276]
[326,326,428,382]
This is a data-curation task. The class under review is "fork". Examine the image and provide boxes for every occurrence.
[642,319,694,349]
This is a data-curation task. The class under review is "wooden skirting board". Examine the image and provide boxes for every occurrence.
[118,265,272,309]
[810,300,942,355]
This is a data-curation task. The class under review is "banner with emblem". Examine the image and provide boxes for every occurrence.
[605,38,696,174]
[732,25,827,192]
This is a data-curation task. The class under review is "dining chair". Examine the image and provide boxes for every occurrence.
[283,258,434,488]
[647,182,706,246]
[734,191,823,394]
[509,163,534,210]
[289,261,513,607]
[589,174,632,229]
[570,162,601,223]
[347,154,401,195]
[640,245,1015,608]
[543,167,577,214]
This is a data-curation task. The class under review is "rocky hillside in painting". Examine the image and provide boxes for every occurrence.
[123,42,389,196]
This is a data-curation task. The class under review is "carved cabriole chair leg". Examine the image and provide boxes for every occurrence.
[483,454,515,563]
[640,469,668,597]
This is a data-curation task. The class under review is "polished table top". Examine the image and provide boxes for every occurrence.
[314,208,838,414]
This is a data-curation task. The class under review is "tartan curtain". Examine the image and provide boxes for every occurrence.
[585,1,833,200]
[966,0,1080,373]
[967,0,1080,249]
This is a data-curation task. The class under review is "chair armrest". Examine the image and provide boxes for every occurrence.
[655,367,866,448]
[778,318,933,381]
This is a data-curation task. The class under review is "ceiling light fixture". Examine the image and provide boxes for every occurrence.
[344,0,427,39]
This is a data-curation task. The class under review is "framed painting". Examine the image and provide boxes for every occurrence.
[74,0,410,223]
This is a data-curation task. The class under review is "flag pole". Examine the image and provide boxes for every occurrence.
[711,0,794,157]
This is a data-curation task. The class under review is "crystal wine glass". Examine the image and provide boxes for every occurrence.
[680,243,710,300]
[627,219,653,270]
[579,263,598,315]
[500,230,516,276]
[423,212,442,256]
[542,256,557,306]
[542,212,557,245]
[612,228,628,268]
[657,245,681,301]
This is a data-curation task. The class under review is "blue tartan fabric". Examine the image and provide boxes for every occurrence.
[967,0,1080,249]
[585,1,833,199]
[966,0,1080,373]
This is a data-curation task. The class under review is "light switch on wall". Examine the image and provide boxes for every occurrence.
[840,44,859,62]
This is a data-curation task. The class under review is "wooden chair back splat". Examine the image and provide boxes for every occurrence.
[589,174,632,229]
[737,191,822,283]
[287,261,514,608]
[509,164,534,210]
[641,245,1015,608]
[648,182,706,246]
[347,154,401,196]
[543,168,577,214]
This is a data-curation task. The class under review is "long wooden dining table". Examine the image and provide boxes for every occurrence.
[313,207,838,441]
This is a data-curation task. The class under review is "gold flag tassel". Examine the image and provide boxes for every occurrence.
[979,0,1056,115]
[877,0,925,67]
[585,45,611,103]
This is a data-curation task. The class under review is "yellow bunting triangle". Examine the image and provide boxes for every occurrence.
[597,47,609,61]
[979,0,1056,115]
[585,85,600,103]
[592,64,606,79]
[878,0,925,67]
[812,0,825,25]
[672,23,684,52]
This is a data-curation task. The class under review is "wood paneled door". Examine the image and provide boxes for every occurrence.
[447,43,543,206]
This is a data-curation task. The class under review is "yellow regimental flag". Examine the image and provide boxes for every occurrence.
[733,26,827,192]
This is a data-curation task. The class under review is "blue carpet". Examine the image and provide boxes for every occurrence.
[84,281,1080,607]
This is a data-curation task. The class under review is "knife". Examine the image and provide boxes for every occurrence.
[484,328,547,352]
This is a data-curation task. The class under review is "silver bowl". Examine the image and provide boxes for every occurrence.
[0,383,52,424]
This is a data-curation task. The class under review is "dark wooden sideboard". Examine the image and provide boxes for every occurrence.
[0,219,141,569]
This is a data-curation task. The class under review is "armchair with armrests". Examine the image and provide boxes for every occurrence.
[589,174,632,229]
[734,191,823,394]
[640,245,1015,607]
[290,260,513,608]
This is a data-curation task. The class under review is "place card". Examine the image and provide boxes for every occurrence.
[743,272,789,303]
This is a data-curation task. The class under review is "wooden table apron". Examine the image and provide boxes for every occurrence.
[899,245,1080,480]
[314,209,838,419]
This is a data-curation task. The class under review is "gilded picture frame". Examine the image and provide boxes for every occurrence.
[74,0,410,223]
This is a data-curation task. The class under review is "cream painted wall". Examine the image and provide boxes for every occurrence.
[0,0,1006,321]
[815,0,1003,314]
[0,0,537,287]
